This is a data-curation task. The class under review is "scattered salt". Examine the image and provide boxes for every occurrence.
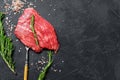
[18,49,21,52]
[30,62,34,66]
[53,69,57,72]
[16,39,18,42]
[62,60,64,63]
[58,69,62,72]
[53,8,56,11]
[11,0,24,12]
[48,13,51,16]
[5,17,8,20]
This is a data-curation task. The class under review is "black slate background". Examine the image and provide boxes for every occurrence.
[0,0,120,80]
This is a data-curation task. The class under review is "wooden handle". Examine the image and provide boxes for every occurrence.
[24,64,28,80]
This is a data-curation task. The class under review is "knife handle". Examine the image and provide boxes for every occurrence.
[24,64,28,80]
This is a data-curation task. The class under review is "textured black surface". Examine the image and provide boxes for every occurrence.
[1,0,120,80]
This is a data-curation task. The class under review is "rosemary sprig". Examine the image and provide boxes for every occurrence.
[38,51,53,80]
[30,15,39,45]
[0,12,15,73]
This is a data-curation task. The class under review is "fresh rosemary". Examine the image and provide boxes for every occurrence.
[38,51,53,80]
[30,15,39,45]
[0,12,15,73]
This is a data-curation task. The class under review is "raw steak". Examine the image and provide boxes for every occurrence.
[14,8,59,52]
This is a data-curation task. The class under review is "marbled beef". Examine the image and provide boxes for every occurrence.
[14,8,59,52]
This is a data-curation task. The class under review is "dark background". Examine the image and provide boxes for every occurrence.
[0,0,120,80]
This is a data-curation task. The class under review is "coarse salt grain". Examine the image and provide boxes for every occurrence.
[38,60,42,64]
[62,60,64,63]
[48,13,51,16]
[5,17,8,20]
[53,69,57,72]
[53,9,56,11]
[12,0,24,12]
[18,49,21,52]
[58,69,62,72]
[16,39,18,42]
[30,62,34,66]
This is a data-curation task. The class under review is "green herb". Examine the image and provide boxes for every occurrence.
[0,12,15,73]
[38,51,53,80]
[30,15,39,45]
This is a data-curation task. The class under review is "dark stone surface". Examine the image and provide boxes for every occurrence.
[0,0,120,80]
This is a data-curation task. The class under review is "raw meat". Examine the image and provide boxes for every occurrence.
[14,8,59,52]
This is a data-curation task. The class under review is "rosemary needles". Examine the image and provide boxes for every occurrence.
[0,12,15,73]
